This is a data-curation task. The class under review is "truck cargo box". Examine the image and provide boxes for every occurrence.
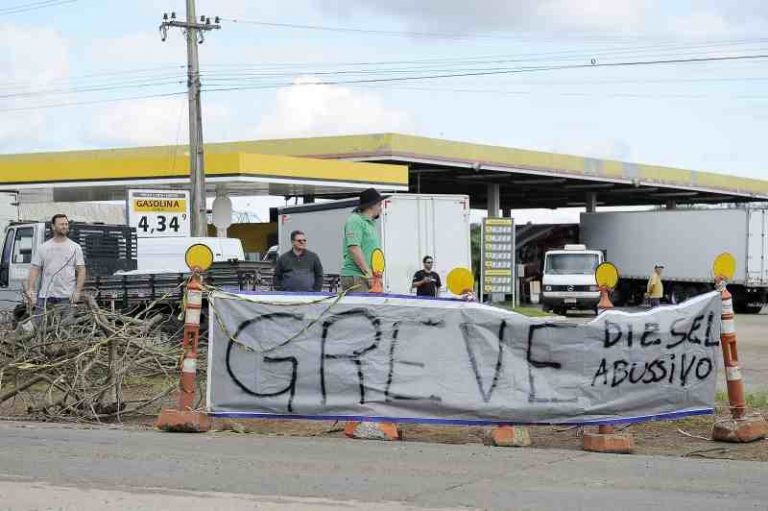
[278,194,471,296]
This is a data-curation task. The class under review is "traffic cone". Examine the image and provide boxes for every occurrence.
[597,285,613,314]
[583,288,634,453]
[344,421,400,441]
[484,425,531,447]
[156,274,210,433]
[582,425,634,454]
[343,270,400,441]
[712,280,767,443]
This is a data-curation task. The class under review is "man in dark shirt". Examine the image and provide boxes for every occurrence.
[274,230,324,292]
[412,255,442,297]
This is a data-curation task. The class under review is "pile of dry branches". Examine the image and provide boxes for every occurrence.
[0,296,196,422]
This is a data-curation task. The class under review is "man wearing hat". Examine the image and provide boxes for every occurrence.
[646,263,664,307]
[340,188,386,292]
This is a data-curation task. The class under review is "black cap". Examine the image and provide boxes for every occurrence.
[357,188,387,210]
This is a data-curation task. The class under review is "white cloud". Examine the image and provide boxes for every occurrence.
[319,0,768,36]
[86,31,182,68]
[0,23,71,152]
[535,0,645,33]
[255,76,414,138]
[79,96,188,147]
[668,12,730,39]
[0,23,69,86]
[79,97,232,148]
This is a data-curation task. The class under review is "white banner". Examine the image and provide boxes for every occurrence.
[208,292,721,425]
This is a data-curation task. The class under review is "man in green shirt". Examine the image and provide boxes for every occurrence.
[341,188,386,292]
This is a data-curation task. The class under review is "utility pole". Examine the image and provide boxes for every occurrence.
[160,2,220,237]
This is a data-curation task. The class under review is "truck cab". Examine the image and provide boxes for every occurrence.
[0,223,40,308]
[0,222,137,309]
[541,244,602,314]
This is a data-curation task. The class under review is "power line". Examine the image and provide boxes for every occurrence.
[0,78,185,100]
[221,17,768,46]
[199,37,768,71]
[221,17,533,40]
[3,53,766,111]
[202,53,768,93]
[0,65,185,91]
[2,39,764,98]
[0,90,187,112]
[0,0,76,16]
[360,84,768,101]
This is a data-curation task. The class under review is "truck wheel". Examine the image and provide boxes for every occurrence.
[742,304,764,314]
[670,285,691,305]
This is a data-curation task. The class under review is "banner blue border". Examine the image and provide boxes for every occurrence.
[218,288,467,303]
[208,407,713,427]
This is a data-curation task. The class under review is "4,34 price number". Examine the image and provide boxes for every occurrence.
[137,214,185,234]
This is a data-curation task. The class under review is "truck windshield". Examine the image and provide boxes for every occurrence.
[545,253,600,275]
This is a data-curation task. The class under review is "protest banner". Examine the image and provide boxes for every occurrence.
[207,291,720,425]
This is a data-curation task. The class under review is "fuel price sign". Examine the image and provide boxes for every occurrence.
[128,189,190,238]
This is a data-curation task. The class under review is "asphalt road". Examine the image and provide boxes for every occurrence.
[0,421,766,511]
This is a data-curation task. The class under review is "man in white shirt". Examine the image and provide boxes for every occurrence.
[26,214,86,310]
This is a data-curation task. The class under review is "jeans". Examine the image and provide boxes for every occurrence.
[35,297,72,326]
[36,297,71,309]
[649,297,661,308]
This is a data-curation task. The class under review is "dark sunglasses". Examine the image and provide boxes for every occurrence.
[295,239,307,243]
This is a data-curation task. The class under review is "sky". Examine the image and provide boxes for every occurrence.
[1,0,767,223]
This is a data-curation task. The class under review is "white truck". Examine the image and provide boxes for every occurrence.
[0,220,247,311]
[0,192,17,238]
[277,194,472,295]
[540,244,603,314]
[581,208,768,313]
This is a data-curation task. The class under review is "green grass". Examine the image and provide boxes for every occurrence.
[715,389,768,409]
[495,304,554,317]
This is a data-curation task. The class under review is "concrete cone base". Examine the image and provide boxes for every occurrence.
[712,416,768,443]
[483,426,531,447]
[344,421,400,441]
[156,409,211,433]
[582,431,634,454]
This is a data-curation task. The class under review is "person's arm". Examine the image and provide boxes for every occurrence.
[73,266,85,302]
[349,246,371,278]
[26,266,40,303]
[273,256,284,290]
[412,272,426,289]
[313,254,324,292]
[71,245,85,302]
[26,244,44,302]
[646,275,655,294]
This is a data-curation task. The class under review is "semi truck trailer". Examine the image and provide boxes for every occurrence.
[581,208,768,312]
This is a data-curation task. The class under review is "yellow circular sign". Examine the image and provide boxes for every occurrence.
[447,267,474,295]
[371,248,386,273]
[712,252,736,281]
[185,243,214,272]
[595,262,619,289]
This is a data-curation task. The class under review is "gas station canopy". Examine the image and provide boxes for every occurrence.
[1,133,766,208]
[0,147,408,202]
[203,133,768,208]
